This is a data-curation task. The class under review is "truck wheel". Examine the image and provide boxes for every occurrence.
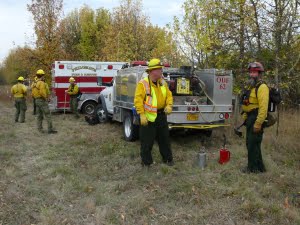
[95,104,108,123]
[81,101,97,115]
[123,112,139,142]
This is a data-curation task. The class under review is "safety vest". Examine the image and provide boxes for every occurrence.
[140,77,167,122]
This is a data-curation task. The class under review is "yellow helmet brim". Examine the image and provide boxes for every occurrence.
[146,65,163,72]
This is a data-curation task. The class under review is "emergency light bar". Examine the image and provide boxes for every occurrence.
[130,61,170,67]
[131,61,148,67]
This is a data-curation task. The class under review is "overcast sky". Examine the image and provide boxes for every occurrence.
[0,0,184,63]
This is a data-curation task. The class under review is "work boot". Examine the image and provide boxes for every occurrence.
[38,129,45,133]
[141,162,152,168]
[48,130,58,134]
[167,161,174,166]
[164,160,174,166]
[240,166,251,174]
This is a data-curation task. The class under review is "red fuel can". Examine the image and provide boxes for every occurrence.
[219,148,230,164]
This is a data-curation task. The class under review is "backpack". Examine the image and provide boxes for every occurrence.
[241,81,282,128]
[256,82,282,127]
[85,114,99,125]
[255,82,282,112]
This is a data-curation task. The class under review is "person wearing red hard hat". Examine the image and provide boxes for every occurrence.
[240,62,269,173]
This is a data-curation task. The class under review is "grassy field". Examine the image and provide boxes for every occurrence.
[0,87,299,225]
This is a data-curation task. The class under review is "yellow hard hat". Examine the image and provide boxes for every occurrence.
[36,69,45,75]
[69,77,75,82]
[17,76,25,81]
[146,58,163,72]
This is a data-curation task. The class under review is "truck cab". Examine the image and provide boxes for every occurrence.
[95,80,114,122]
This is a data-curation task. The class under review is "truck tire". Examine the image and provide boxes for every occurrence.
[95,104,108,123]
[123,111,139,142]
[81,101,97,115]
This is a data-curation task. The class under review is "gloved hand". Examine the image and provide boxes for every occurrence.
[164,105,172,115]
[140,113,148,126]
[253,123,262,133]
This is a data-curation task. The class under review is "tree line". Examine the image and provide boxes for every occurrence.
[170,0,300,104]
[0,0,299,104]
[0,0,180,85]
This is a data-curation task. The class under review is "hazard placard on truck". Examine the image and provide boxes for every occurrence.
[50,61,125,114]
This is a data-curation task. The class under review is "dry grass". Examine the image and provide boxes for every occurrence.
[0,85,299,225]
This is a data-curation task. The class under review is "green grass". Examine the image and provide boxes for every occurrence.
[0,97,299,225]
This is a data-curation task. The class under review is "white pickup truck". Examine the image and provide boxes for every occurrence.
[95,63,233,141]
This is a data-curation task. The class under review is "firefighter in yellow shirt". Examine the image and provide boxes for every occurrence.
[31,76,38,115]
[134,58,174,167]
[32,69,57,134]
[240,62,269,173]
[11,76,27,122]
[67,77,80,118]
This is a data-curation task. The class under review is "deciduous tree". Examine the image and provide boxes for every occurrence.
[27,0,63,84]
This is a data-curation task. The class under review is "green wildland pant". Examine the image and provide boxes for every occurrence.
[14,97,27,122]
[139,112,173,165]
[35,98,53,132]
[32,97,37,115]
[245,110,266,173]
[70,96,79,118]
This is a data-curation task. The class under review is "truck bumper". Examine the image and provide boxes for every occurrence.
[168,123,231,130]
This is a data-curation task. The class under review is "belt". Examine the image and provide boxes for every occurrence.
[157,109,165,114]
[246,108,258,115]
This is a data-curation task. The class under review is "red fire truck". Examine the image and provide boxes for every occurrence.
[50,61,125,114]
